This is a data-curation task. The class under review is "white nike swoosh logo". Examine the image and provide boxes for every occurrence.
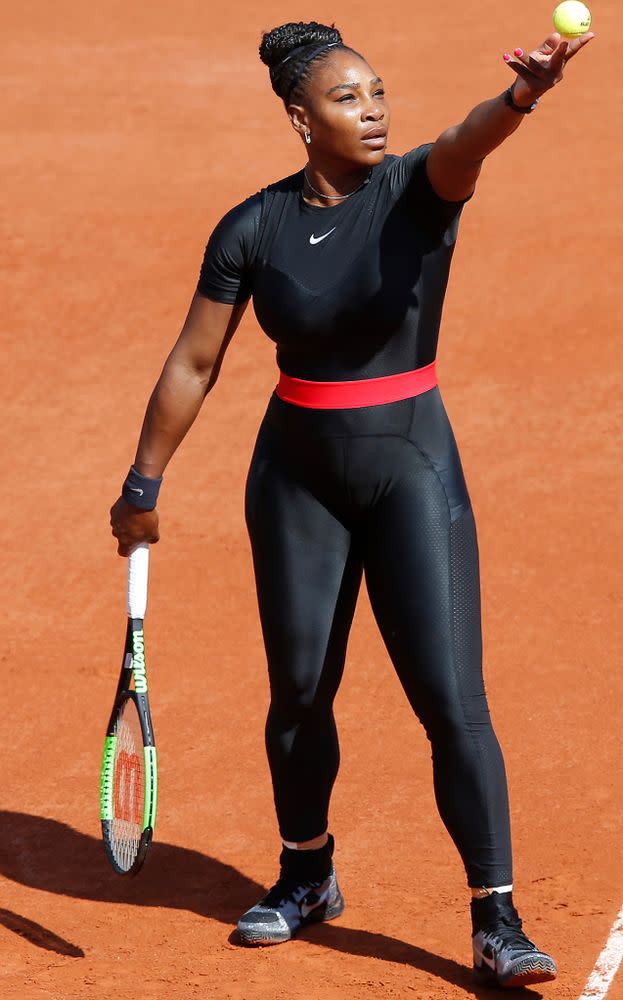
[309,228,336,245]
[129,487,144,496]
[474,945,497,971]
[300,885,331,919]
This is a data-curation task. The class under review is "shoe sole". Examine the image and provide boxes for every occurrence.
[473,955,558,989]
[237,890,345,946]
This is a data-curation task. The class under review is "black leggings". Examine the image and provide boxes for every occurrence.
[245,387,512,887]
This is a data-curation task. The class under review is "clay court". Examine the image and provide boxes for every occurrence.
[2,1,621,997]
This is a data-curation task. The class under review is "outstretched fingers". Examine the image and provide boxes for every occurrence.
[563,31,596,61]
[548,38,570,73]
[503,35,571,88]
[541,31,563,54]
[503,51,543,88]
[503,29,595,77]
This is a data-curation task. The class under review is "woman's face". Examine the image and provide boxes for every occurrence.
[289,49,390,168]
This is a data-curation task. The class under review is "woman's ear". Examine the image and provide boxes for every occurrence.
[288,105,310,142]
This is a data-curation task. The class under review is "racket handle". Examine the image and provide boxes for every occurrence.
[127,543,150,619]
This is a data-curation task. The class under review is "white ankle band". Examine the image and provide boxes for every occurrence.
[472,884,513,899]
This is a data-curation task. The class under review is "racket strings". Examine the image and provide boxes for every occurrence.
[110,700,145,871]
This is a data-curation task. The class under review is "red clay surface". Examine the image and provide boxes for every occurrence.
[2,1,622,998]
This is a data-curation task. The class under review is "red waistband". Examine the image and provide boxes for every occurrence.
[276,361,437,409]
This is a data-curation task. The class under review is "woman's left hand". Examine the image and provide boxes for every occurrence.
[504,31,595,105]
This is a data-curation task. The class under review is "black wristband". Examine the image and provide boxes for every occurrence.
[122,465,163,511]
[503,85,539,114]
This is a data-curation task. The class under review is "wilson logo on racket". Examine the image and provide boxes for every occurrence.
[132,630,148,693]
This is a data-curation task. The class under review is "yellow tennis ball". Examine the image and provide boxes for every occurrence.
[553,1,592,39]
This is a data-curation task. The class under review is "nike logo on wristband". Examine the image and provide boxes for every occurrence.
[309,228,336,245]
[129,487,144,496]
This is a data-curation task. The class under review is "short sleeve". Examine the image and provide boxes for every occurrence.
[387,143,473,238]
[196,192,263,304]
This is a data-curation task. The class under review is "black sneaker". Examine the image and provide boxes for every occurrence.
[237,835,344,945]
[471,892,558,988]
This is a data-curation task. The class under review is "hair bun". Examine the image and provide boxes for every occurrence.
[259,21,342,69]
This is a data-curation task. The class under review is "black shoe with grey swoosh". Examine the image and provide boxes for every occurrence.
[237,835,344,945]
[471,892,557,988]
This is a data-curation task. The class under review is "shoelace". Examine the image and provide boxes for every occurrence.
[484,911,538,954]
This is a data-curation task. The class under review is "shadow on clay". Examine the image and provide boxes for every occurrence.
[0,907,84,958]
[0,812,542,997]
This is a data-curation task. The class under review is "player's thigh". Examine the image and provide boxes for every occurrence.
[246,428,362,707]
[363,448,485,714]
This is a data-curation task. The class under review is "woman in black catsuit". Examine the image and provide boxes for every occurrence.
[110,19,594,989]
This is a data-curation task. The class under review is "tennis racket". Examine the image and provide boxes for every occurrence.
[100,542,158,875]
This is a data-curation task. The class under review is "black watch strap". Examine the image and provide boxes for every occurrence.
[503,85,539,114]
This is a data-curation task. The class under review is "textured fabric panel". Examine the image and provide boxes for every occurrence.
[448,507,513,885]
[364,500,512,886]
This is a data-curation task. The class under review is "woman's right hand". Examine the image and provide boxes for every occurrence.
[110,497,160,557]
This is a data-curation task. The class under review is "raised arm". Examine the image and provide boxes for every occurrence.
[426,29,595,202]
[110,293,247,555]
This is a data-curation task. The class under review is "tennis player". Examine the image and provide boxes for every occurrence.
[110,20,594,988]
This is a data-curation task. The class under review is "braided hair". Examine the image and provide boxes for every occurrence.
[259,21,347,105]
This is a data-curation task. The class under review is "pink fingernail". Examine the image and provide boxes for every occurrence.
[514,48,523,57]
[503,52,511,62]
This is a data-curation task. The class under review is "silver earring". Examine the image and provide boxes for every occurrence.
[304,131,311,145]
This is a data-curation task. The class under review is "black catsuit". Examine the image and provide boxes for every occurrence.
[198,144,512,887]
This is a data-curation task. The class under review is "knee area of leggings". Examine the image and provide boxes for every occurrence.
[424,709,497,753]
[418,694,486,742]
[267,694,332,729]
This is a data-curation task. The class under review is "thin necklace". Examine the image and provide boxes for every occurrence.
[303,168,371,202]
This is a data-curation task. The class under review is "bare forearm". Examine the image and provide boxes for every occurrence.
[451,89,527,166]
[428,29,593,201]
[110,296,243,555]
[452,26,595,169]
[427,84,536,199]
[133,359,210,478]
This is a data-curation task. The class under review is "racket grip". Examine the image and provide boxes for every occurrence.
[127,543,150,619]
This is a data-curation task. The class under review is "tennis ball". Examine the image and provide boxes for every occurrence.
[553,1,592,39]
